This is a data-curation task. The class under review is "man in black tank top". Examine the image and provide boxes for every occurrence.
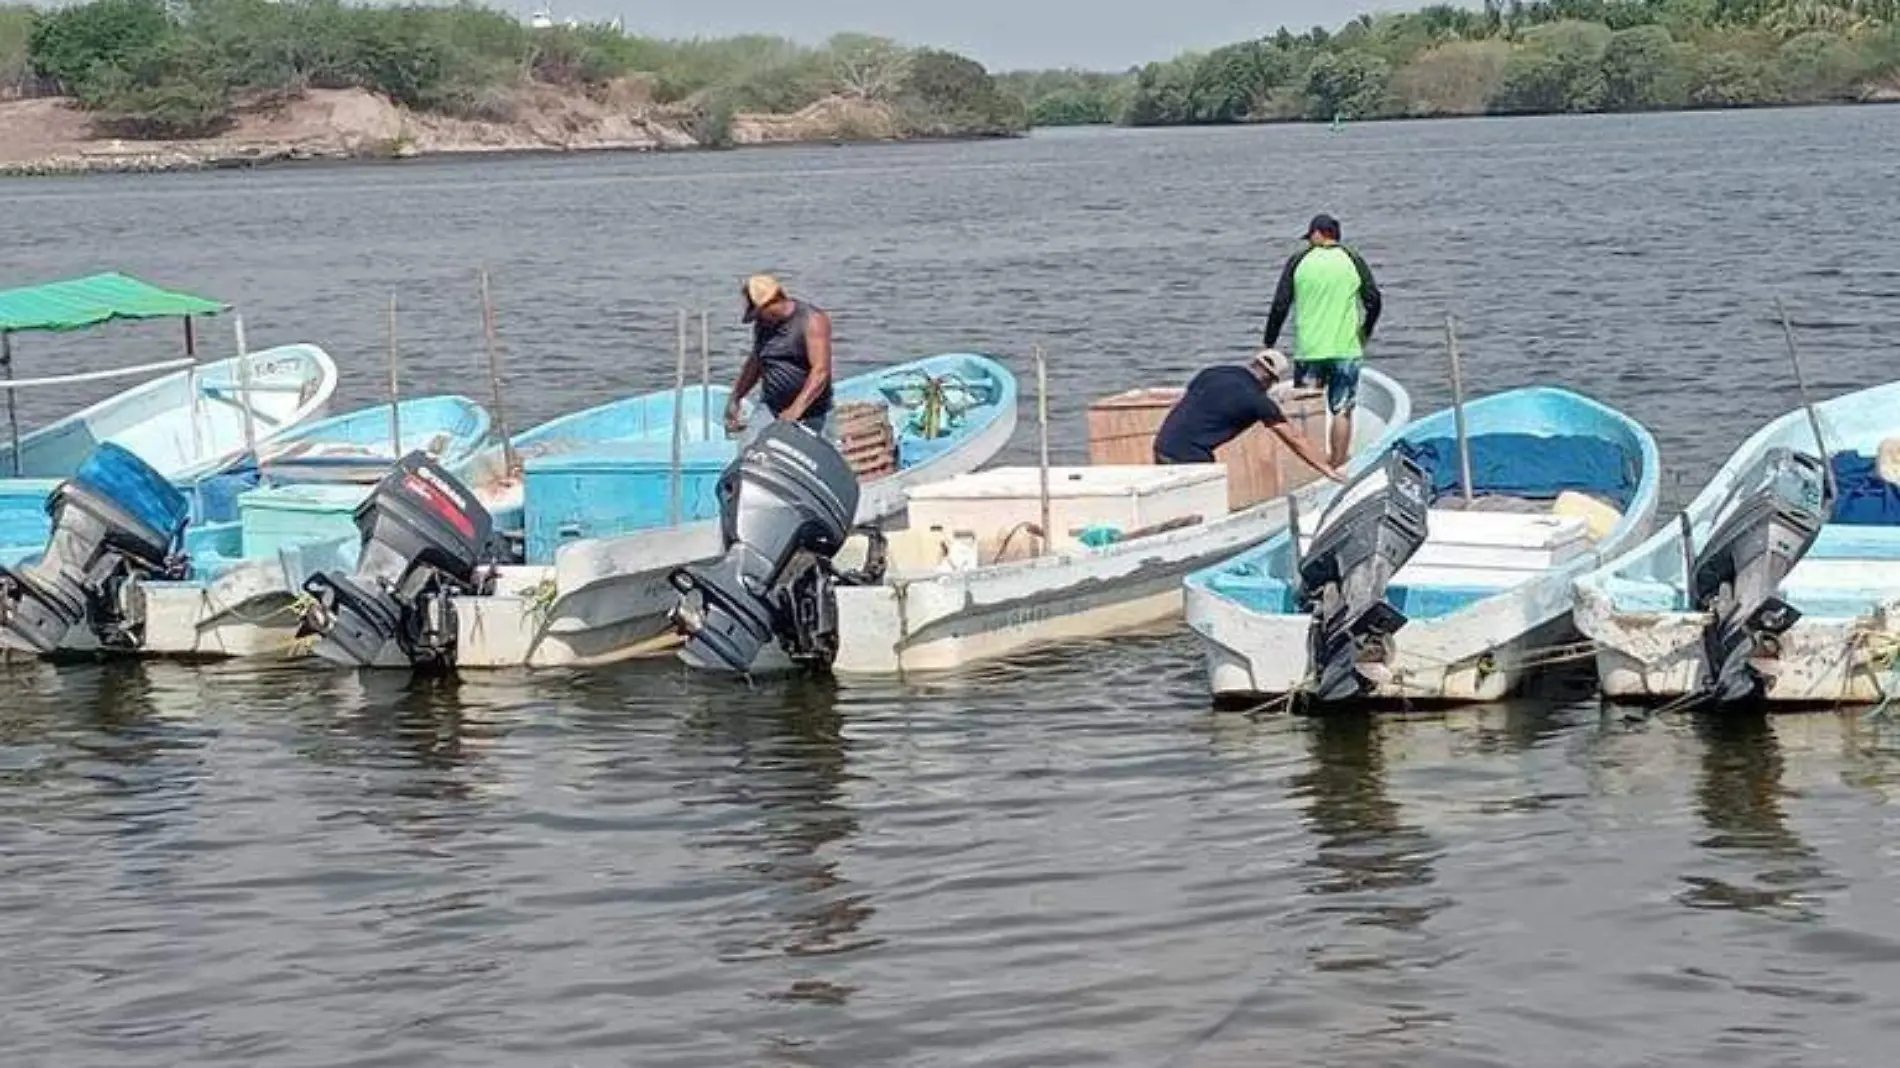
[724,274,835,440]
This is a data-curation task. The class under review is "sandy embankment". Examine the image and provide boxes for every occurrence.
[0,84,906,175]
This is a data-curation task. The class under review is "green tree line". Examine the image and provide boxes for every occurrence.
[1003,0,1900,125]
[2,0,1025,141]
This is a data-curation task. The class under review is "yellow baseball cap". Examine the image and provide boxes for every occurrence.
[741,274,783,322]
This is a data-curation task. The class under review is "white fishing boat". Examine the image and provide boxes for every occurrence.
[1574,379,1900,707]
[820,369,1412,676]
[1186,386,1661,707]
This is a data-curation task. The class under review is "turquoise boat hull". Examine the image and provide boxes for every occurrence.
[1186,385,1661,705]
[0,345,338,560]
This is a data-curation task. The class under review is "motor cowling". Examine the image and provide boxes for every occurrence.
[669,421,884,674]
[0,442,190,654]
[298,451,496,669]
[1296,445,1431,703]
[1689,446,1832,704]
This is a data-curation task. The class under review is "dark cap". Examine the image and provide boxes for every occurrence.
[1304,214,1341,240]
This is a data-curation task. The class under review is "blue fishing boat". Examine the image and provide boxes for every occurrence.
[0,396,494,657]
[1575,380,1900,707]
[0,272,337,558]
[1186,386,1660,706]
[297,353,1019,670]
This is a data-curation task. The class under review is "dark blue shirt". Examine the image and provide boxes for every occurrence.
[1153,365,1283,463]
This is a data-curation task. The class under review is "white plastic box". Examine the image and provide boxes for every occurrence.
[906,465,1230,552]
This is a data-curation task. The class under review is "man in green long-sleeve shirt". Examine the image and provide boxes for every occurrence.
[1262,213,1383,468]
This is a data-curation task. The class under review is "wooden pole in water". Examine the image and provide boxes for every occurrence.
[671,308,689,525]
[1776,296,1837,505]
[1445,313,1475,505]
[479,267,519,476]
[1677,511,1697,610]
[699,308,712,440]
[234,313,262,484]
[185,315,205,464]
[1035,345,1053,556]
[2,331,18,478]
[387,293,402,460]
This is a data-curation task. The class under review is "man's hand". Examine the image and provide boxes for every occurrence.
[1324,464,1347,484]
[723,402,746,435]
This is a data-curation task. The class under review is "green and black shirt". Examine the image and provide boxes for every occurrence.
[1262,244,1383,361]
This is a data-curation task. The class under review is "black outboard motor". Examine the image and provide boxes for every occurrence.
[298,451,496,670]
[1689,446,1833,705]
[0,443,190,654]
[1295,445,1432,703]
[669,422,886,675]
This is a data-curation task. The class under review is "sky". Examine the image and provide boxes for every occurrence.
[525,0,1398,72]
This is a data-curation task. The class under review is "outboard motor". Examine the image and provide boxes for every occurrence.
[0,443,190,654]
[298,451,496,670]
[669,422,886,675]
[1295,445,1432,703]
[1689,446,1833,704]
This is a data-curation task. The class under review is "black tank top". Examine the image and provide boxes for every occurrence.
[752,301,833,418]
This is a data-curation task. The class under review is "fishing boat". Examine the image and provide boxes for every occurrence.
[0,397,493,658]
[0,272,337,558]
[812,369,1411,677]
[297,353,1019,670]
[1186,386,1660,707]
[1574,380,1900,707]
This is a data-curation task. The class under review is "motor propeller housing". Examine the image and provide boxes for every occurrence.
[670,421,880,675]
[0,443,190,654]
[1295,445,1432,703]
[298,451,497,669]
[1688,446,1833,704]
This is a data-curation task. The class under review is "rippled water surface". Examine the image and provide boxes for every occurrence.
[5,108,1900,1066]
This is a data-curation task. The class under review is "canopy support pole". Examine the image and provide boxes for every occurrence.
[387,293,402,460]
[3,331,18,477]
[672,309,688,525]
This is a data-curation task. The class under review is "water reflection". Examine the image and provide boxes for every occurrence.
[674,672,875,1003]
[1294,713,1441,907]
[1677,711,1831,918]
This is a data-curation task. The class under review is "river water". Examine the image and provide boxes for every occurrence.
[4,106,1900,1066]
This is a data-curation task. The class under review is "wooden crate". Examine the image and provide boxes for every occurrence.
[835,401,897,482]
[1085,385,1330,510]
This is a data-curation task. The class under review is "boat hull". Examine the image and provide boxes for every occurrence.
[1573,380,1900,708]
[832,502,1291,677]
[1186,386,1661,708]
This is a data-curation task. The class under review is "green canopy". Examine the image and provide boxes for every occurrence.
[0,272,228,334]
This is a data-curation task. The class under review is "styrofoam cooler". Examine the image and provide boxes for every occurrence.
[906,465,1229,553]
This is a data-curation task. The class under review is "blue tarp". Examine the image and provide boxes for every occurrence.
[1405,433,1637,509]
[1830,452,1900,526]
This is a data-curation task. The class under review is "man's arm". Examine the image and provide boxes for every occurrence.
[1349,248,1382,341]
[779,310,834,422]
[1268,420,1343,482]
[1262,250,1303,349]
[1255,393,1342,481]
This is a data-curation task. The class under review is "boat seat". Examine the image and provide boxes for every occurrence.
[1808,523,1900,559]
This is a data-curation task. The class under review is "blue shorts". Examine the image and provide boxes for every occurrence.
[1293,359,1361,415]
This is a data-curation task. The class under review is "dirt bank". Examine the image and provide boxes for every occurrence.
[0,86,931,176]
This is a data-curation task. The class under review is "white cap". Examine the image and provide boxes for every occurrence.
[1251,348,1292,383]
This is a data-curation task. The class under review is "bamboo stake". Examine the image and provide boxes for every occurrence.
[1677,511,1697,611]
[1776,296,1837,505]
[387,293,402,459]
[234,313,262,484]
[1035,345,1052,556]
[699,308,712,440]
[1445,313,1474,505]
[2,332,17,478]
[671,308,689,525]
[479,267,518,476]
[185,316,205,464]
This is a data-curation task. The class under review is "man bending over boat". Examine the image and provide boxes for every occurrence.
[1263,213,1382,468]
[1153,348,1343,482]
[724,274,834,444]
